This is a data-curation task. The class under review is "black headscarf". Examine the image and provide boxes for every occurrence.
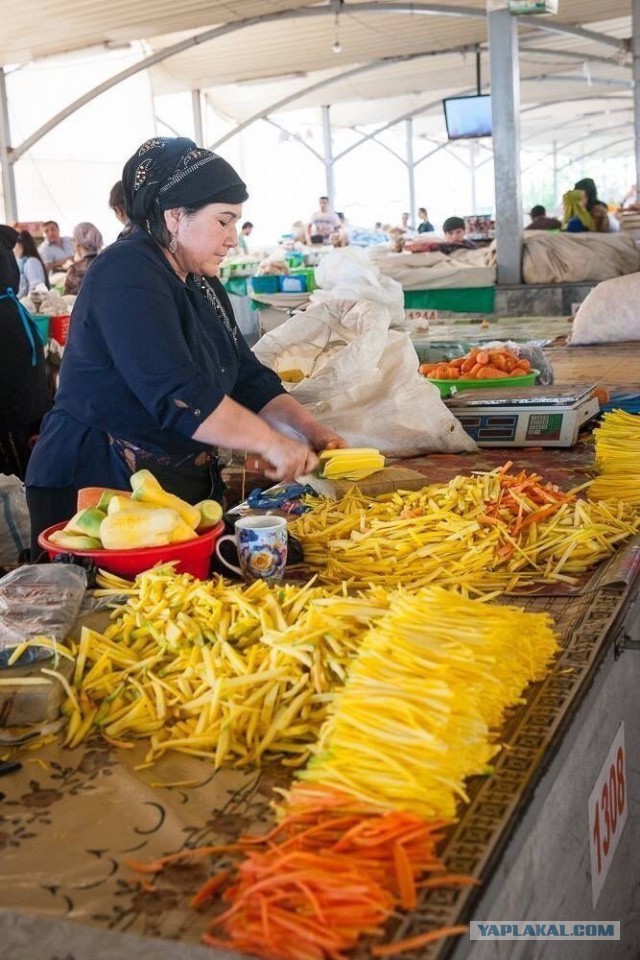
[0,224,19,291]
[122,137,248,243]
[574,178,600,212]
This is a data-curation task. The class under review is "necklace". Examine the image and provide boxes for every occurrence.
[193,274,239,354]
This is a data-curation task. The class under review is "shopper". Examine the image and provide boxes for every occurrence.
[0,225,51,478]
[526,205,562,231]
[306,196,341,244]
[562,190,595,233]
[573,177,611,232]
[26,137,344,549]
[15,229,50,298]
[108,180,129,228]
[63,222,103,296]
[417,207,435,233]
[237,221,253,254]
[38,220,74,270]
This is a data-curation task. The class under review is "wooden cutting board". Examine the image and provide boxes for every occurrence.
[0,654,74,727]
[325,465,429,498]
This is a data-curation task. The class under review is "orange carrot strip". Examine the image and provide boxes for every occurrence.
[190,869,232,908]
[393,841,416,911]
[372,924,469,957]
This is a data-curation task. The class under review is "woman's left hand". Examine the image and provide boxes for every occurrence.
[306,427,347,453]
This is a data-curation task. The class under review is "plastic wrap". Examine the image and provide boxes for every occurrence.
[0,565,86,661]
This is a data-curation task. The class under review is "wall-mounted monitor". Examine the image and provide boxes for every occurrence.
[508,0,558,13]
[443,94,493,141]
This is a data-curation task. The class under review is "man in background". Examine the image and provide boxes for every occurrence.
[38,220,74,270]
[526,204,562,231]
[442,216,477,249]
[306,196,341,245]
[237,221,254,254]
[417,207,435,233]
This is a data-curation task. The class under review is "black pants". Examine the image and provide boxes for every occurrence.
[26,485,77,561]
[26,460,225,562]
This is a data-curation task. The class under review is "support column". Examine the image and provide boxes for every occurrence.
[552,140,558,206]
[488,6,522,284]
[192,89,203,146]
[633,0,640,199]
[406,118,416,225]
[321,105,335,204]
[0,68,18,222]
[470,141,477,213]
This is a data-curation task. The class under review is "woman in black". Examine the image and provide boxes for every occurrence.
[0,225,51,478]
[26,138,344,547]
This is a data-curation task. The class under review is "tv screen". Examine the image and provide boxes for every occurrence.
[443,94,492,140]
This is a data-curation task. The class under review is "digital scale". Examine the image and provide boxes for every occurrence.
[446,384,600,447]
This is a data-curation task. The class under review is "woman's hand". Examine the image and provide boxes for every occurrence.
[263,434,319,482]
[305,427,348,453]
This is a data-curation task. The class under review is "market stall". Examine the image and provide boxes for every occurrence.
[3,318,640,959]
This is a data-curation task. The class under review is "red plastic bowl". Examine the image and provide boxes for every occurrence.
[38,520,225,580]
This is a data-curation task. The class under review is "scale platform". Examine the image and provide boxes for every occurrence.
[446,384,600,447]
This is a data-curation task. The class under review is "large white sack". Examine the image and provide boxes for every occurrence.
[253,299,476,457]
[309,247,406,328]
[570,273,640,345]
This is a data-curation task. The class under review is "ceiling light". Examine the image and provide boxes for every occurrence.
[332,10,342,55]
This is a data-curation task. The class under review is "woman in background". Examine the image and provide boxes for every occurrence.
[15,229,50,298]
[573,178,611,232]
[0,226,51,477]
[63,222,103,295]
[562,190,596,233]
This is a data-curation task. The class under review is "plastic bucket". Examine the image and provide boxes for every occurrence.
[30,314,50,345]
[49,314,71,345]
[38,520,225,580]
[250,275,280,294]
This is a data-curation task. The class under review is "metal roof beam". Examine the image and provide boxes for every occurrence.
[522,19,627,51]
[209,45,479,151]
[6,2,628,165]
[555,136,632,172]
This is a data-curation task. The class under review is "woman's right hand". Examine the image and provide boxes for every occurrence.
[263,433,319,481]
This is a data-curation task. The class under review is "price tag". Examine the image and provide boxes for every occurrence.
[588,722,627,907]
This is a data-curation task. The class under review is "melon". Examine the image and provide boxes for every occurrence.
[76,487,131,511]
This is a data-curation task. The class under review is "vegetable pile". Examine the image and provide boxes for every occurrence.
[49,469,222,552]
[289,465,639,593]
[590,409,640,505]
[62,568,391,763]
[120,579,557,959]
[418,346,532,381]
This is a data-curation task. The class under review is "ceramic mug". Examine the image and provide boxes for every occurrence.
[215,515,288,583]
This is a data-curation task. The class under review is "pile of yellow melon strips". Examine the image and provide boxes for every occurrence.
[290,465,638,593]
[591,409,640,506]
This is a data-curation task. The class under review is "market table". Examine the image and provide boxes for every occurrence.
[2,438,640,960]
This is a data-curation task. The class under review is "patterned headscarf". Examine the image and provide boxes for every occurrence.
[122,137,248,241]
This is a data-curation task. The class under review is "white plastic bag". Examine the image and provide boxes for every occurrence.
[570,274,640,345]
[253,299,476,457]
[0,475,31,564]
[310,247,406,328]
[482,340,554,385]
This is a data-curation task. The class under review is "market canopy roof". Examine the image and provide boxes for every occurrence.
[2,1,636,158]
